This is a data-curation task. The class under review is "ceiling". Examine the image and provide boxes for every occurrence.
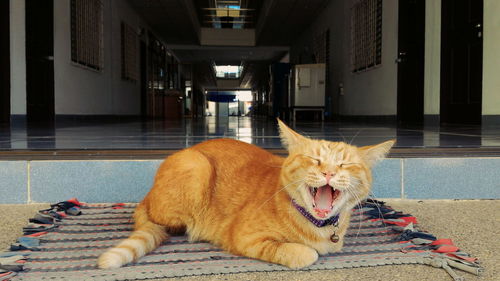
[127,0,329,46]
[169,45,288,65]
[255,0,330,45]
[127,0,330,88]
[127,0,200,45]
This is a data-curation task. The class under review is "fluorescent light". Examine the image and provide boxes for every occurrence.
[237,90,252,101]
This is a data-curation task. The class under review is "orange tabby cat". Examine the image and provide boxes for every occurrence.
[98,119,395,269]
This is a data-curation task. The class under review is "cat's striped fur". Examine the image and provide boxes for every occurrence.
[98,119,394,269]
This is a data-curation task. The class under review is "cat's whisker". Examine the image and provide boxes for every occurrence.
[337,211,350,229]
[343,177,364,235]
[356,190,388,230]
[256,179,306,210]
[367,191,384,216]
[334,129,347,143]
[368,191,388,228]
[344,184,363,239]
[349,129,364,145]
[295,129,312,139]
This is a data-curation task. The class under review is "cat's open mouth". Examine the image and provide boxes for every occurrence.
[309,185,341,218]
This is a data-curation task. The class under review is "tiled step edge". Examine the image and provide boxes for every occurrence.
[1,157,499,204]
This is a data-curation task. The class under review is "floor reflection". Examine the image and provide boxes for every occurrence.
[0,124,11,149]
[0,116,498,150]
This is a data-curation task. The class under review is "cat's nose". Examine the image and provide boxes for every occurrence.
[321,172,335,183]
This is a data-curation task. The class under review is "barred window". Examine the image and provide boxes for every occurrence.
[71,0,103,71]
[312,30,328,64]
[121,22,138,81]
[351,0,382,72]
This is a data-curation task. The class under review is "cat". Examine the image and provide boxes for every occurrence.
[98,119,395,269]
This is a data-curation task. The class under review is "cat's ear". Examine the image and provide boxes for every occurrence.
[277,118,308,151]
[359,140,396,167]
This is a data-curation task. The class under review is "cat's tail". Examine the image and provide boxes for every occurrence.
[97,203,167,269]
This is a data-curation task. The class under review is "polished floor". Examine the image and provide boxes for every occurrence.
[0,116,499,150]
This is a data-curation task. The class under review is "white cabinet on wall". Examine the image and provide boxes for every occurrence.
[292,63,326,120]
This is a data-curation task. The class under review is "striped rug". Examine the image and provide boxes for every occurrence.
[11,202,481,281]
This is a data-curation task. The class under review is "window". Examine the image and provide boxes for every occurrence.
[121,22,138,81]
[70,0,103,71]
[146,33,166,117]
[149,37,166,92]
[351,0,382,72]
[312,30,328,64]
[215,4,243,29]
[214,65,242,78]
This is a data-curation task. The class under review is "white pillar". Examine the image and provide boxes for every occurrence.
[482,0,500,115]
[9,0,27,116]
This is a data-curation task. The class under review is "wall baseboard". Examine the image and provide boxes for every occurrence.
[424,115,439,127]
[8,115,146,127]
[11,115,26,126]
[482,115,500,126]
[335,115,397,124]
[55,115,142,123]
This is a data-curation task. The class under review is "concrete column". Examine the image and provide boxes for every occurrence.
[424,0,441,116]
[482,0,500,115]
[9,0,27,116]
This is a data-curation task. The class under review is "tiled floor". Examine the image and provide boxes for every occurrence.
[1,116,499,150]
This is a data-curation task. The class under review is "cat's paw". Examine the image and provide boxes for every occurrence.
[279,243,318,269]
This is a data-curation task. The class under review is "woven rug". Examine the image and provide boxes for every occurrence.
[5,200,482,281]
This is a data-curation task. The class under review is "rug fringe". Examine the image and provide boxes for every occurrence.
[422,256,483,281]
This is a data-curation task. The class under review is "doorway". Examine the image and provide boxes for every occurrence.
[440,0,483,124]
[397,0,425,125]
[0,0,10,125]
[25,0,55,124]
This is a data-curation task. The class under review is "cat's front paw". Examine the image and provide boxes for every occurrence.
[280,243,318,269]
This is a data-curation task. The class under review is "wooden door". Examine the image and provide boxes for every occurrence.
[440,0,483,124]
[26,0,55,123]
[397,0,425,125]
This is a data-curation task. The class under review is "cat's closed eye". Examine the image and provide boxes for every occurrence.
[339,163,358,167]
[312,158,321,165]
[303,155,321,165]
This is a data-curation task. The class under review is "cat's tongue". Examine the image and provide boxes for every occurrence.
[314,185,334,217]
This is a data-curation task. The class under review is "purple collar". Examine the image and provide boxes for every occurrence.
[292,200,340,227]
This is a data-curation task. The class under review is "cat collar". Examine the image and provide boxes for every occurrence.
[291,200,340,227]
